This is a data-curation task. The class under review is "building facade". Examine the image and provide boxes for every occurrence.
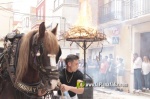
[0,0,13,47]
[98,0,150,92]
[49,0,80,59]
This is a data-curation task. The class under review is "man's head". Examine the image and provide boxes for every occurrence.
[109,54,113,59]
[133,53,138,58]
[119,58,123,63]
[65,54,79,72]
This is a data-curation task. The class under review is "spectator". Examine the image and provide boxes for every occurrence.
[99,58,109,83]
[133,53,143,92]
[116,58,125,91]
[107,54,116,84]
[142,56,150,91]
[58,58,65,71]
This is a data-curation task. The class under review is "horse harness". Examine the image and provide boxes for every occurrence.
[0,32,62,98]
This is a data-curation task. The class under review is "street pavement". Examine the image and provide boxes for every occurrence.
[45,87,150,99]
[93,87,150,99]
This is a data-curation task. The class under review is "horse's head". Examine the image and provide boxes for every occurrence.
[15,22,61,96]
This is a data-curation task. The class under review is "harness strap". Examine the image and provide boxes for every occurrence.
[1,33,62,98]
[57,80,64,99]
[15,82,40,93]
[2,36,43,95]
[44,66,57,70]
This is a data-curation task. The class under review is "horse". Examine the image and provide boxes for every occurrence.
[0,22,62,99]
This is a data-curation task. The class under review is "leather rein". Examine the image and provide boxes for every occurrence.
[0,33,61,98]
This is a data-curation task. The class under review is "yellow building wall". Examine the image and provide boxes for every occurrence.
[114,22,150,92]
[115,25,132,92]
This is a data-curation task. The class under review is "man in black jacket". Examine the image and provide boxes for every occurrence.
[58,54,84,99]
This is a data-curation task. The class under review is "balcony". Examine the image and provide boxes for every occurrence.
[54,0,79,11]
[123,0,150,20]
[99,0,122,23]
[31,16,44,29]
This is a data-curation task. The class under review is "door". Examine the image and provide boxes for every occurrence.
[140,32,150,58]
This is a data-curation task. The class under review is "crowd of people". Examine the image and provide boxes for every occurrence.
[85,54,125,91]
[58,54,126,91]
[57,53,150,96]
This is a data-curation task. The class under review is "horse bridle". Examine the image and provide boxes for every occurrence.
[0,31,62,98]
[31,34,59,76]
[30,34,60,91]
[15,33,60,97]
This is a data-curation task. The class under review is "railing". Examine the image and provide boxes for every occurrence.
[54,0,79,10]
[122,0,150,20]
[99,0,122,23]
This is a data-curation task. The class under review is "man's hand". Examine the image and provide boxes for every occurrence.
[60,84,71,92]
[38,89,47,96]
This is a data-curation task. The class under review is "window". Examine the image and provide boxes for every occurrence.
[132,0,143,17]
[23,18,25,27]
[54,0,63,9]
[38,9,41,20]
[26,17,29,27]
[41,6,43,20]
[54,0,79,9]
[64,0,79,4]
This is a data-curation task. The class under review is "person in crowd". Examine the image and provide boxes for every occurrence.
[142,56,150,91]
[99,58,109,84]
[58,54,84,99]
[107,54,116,84]
[95,56,100,69]
[79,59,84,73]
[116,58,125,91]
[58,58,65,71]
[133,53,143,92]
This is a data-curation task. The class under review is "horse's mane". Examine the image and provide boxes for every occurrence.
[16,29,59,82]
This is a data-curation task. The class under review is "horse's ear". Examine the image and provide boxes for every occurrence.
[39,22,45,38]
[51,23,58,35]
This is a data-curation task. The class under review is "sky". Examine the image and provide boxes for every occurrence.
[13,0,37,21]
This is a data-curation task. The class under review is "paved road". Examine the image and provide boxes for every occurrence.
[44,88,150,99]
[94,88,150,99]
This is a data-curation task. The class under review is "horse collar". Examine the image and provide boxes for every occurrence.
[15,81,41,94]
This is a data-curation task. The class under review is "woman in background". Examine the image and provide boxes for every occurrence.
[142,56,150,91]
[116,58,125,91]
[133,53,143,92]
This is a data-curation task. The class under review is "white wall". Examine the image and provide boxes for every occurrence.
[60,48,79,59]
[45,0,56,27]
[62,6,79,27]
[89,0,98,27]
[0,10,13,35]
[0,0,13,47]
[129,22,150,92]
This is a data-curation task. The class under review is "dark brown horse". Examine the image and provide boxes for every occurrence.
[0,22,61,99]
